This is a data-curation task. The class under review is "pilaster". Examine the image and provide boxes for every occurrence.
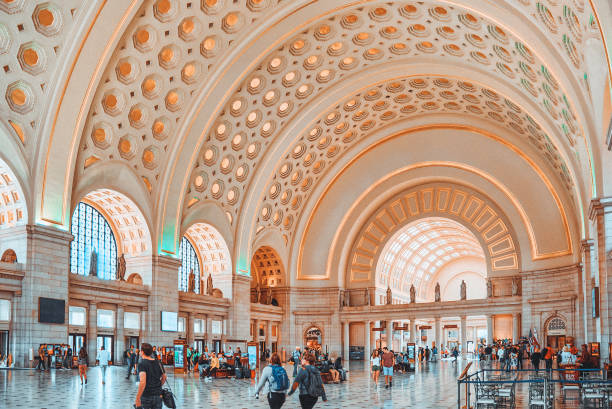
[147,255,181,345]
[229,274,251,341]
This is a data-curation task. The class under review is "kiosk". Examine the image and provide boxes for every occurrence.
[173,340,186,374]
[247,341,259,379]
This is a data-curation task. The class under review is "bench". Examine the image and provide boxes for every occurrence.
[214,369,230,379]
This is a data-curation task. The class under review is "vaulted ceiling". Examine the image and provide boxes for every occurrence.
[0,0,610,278]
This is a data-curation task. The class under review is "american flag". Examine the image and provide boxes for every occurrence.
[528,328,540,350]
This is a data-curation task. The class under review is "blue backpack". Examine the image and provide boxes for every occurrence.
[271,365,289,390]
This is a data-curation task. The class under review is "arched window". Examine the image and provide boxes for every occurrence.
[179,236,200,293]
[70,202,118,280]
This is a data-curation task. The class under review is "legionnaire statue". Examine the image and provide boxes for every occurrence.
[266,286,272,305]
[386,286,392,305]
[435,282,441,302]
[116,253,126,281]
[89,250,97,277]
[339,290,345,309]
[487,278,493,298]
[460,280,467,300]
[410,284,416,304]
[188,269,195,292]
[207,273,213,295]
[364,287,370,306]
[512,277,519,296]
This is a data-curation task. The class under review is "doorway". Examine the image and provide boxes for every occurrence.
[212,340,221,353]
[97,335,114,363]
[68,334,85,354]
[194,339,204,353]
[126,336,139,350]
[546,335,566,352]
[0,330,8,357]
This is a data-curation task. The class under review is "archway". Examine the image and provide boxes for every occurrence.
[183,222,232,299]
[544,315,569,352]
[346,183,521,294]
[71,189,152,284]
[376,217,487,304]
[304,326,323,350]
[250,246,286,304]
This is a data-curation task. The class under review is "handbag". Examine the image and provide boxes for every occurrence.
[157,361,177,409]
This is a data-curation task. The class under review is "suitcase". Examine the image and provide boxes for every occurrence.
[242,366,251,379]
[235,367,243,379]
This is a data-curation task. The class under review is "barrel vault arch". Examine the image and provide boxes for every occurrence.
[345,182,521,289]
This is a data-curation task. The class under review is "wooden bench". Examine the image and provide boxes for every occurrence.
[320,372,332,384]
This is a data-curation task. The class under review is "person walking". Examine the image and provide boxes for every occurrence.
[370,349,381,385]
[531,346,541,373]
[96,345,111,384]
[291,346,301,378]
[126,345,135,379]
[543,345,553,372]
[134,343,167,409]
[381,347,394,389]
[255,352,289,409]
[78,346,88,384]
[288,353,327,409]
[36,346,46,371]
[451,347,459,366]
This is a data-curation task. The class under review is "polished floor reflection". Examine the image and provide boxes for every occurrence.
[0,359,588,408]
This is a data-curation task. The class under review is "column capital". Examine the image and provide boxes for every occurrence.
[589,197,612,220]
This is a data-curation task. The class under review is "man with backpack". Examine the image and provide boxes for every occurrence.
[255,353,289,409]
[288,353,327,409]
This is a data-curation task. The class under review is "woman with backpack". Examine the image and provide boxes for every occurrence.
[255,353,289,409]
[288,353,327,409]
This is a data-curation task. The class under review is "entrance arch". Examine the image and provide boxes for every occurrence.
[376,217,487,303]
[346,183,521,290]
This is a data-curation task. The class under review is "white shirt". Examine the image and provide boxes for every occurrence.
[371,356,381,366]
[96,349,111,366]
[561,351,575,364]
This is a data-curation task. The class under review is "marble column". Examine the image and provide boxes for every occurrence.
[512,313,520,344]
[140,309,147,341]
[486,315,494,345]
[460,316,467,356]
[266,321,272,351]
[581,240,594,344]
[589,198,612,348]
[343,321,350,364]
[254,319,260,342]
[386,320,393,349]
[87,302,97,366]
[148,256,180,345]
[409,319,416,344]
[434,317,441,352]
[116,306,124,364]
[364,320,371,359]
[229,275,251,341]
[187,313,195,347]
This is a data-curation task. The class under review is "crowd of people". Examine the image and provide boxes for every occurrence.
[476,341,600,372]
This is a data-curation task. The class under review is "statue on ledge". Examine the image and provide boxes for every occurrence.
[512,277,519,296]
[255,286,261,304]
[364,287,370,306]
[409,284,416,304]
[434,282,441,302]
[206,273,213,295]
[266,286,272,305]
[88,250,97,277]
[486,278,492,298]
[188,269,195,292]
[116,253,126,281]
[339,289,345,309]
[386,286,392,305]
[460,280,467,300]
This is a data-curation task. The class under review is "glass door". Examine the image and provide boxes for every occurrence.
[193,339,204,353]
[96,335,114,363]
[69,333,86,353]
[126,336,139,349]
[0,330,8,357]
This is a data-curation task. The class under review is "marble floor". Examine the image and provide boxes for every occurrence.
[0,359,599,408]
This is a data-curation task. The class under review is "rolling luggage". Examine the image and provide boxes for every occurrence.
[242,366,251,379]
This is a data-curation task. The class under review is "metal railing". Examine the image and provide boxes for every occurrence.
[457,367,612,408]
